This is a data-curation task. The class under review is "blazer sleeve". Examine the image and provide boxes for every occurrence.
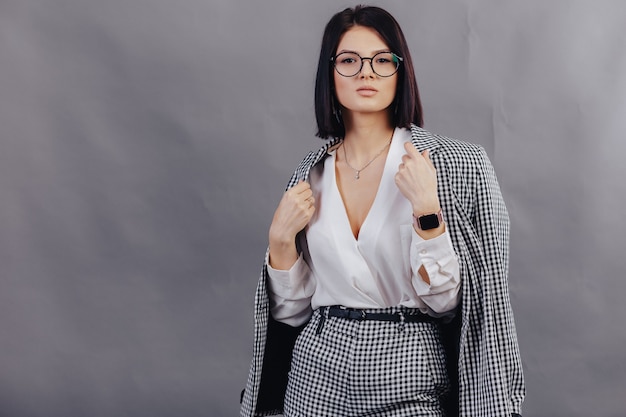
[474,147,525,415]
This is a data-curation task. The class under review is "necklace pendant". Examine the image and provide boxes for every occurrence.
[355,171,360,180]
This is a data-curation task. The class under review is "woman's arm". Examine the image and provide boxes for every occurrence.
[266,180,316,326]
[266,252,314,327]
[268,181,315,270]
[410,229,461,315]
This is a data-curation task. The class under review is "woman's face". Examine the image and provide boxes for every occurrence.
[333,25,398,119]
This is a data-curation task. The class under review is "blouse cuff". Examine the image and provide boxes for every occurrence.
[410,228,460,294]
[266,252,314,300]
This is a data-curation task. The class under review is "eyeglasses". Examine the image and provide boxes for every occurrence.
[331,51,403,77]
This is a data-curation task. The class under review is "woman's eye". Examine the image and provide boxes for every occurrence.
[341,58,356,64]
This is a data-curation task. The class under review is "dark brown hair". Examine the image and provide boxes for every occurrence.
[315,5,423,139]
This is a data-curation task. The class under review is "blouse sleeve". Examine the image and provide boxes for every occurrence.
[410,228,461,315]
[266,252,315,327]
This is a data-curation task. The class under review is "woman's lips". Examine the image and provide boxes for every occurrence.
[357,86,378,96]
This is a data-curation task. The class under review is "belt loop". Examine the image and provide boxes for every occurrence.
[397,309,406,332]
[359,309,367,321]
[316,307,327,335]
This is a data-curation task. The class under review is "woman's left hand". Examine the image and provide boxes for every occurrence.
[394,142,441,215]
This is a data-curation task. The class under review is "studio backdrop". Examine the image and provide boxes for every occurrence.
[0,0,625,416]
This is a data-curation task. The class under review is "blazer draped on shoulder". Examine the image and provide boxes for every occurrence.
[240,125,525,417]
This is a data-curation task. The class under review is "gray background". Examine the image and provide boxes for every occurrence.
[1,0,625,416]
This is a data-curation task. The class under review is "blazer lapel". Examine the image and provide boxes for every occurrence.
[410,124,441,154]
[288,137,342,187]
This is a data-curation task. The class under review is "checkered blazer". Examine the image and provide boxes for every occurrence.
[240,125,525,417]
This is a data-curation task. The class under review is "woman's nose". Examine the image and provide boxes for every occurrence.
[359,58,375,78]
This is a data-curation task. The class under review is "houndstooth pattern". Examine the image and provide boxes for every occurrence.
[240,125,525,417]
[284,308,449,417]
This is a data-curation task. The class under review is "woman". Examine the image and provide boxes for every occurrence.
[241,6,524,417]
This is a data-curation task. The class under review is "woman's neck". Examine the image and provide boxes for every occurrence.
[341,110,395,160]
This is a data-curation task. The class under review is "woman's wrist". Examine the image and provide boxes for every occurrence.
[268,237,299,270]
[411,197,441,216]
[412,207,445,240]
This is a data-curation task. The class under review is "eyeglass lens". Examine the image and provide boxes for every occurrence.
[333,52,401,77]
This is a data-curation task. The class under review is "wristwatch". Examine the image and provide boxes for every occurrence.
[413,209,443,231]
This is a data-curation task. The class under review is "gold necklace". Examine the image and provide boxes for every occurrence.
[342,133,393,180]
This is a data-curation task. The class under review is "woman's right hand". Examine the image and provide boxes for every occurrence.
[268,181,315,270]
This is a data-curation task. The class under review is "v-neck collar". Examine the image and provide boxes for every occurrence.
[329,128,404,241]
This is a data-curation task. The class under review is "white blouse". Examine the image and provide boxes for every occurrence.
[267,128,461,327]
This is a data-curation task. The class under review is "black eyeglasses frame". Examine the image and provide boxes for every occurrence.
[330,51,404,78]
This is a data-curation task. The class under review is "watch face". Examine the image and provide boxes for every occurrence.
[418,213,440,230]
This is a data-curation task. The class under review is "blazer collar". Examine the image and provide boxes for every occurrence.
[409,124,441,154]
